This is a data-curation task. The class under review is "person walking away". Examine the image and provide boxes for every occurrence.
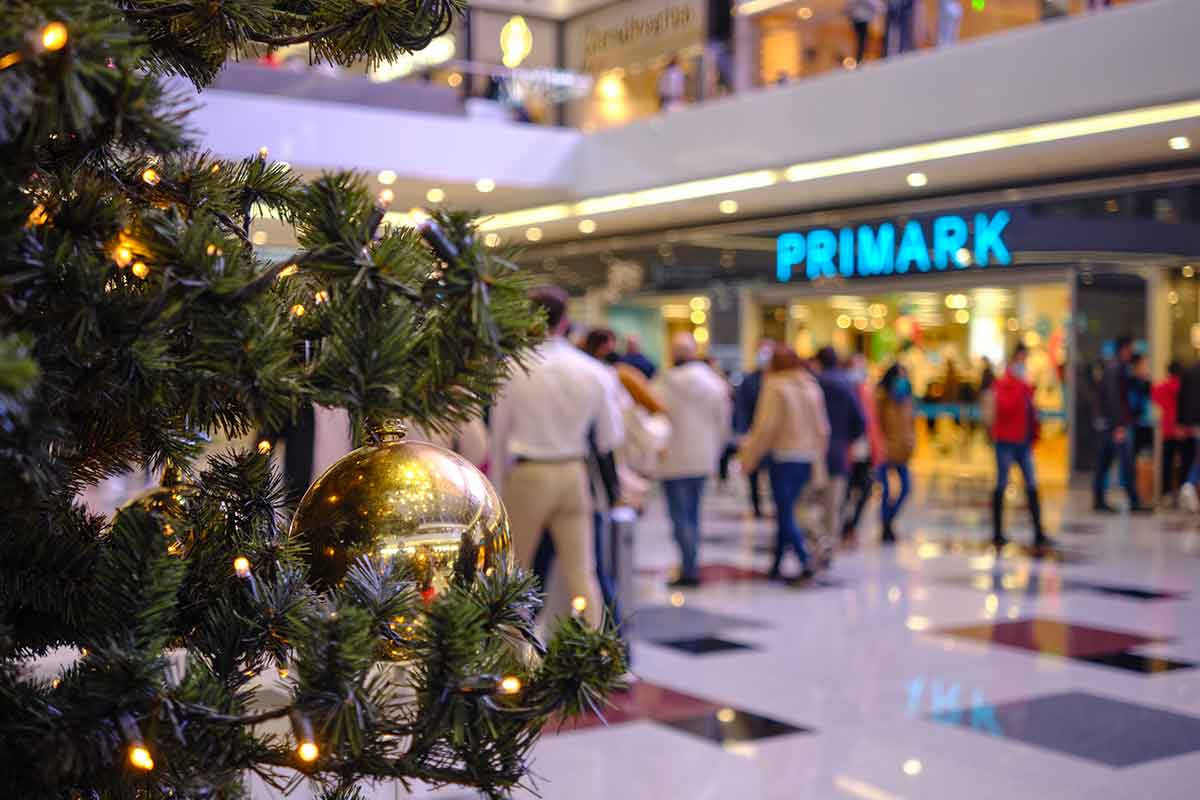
[938,0,962,46]
[1153,361,1190,506]
[814,347,866,554]
[876,363,916,543]
[657,57,686,111]
[1092,335,1149,513]
[886,0,917,55]
[655,332,731,587]
[490,287,623,626]
[620,333,657,380]
[846,0,883,64]
[734,341,774,518]
[739,345,831,581]
[990,345,1053,549]
[843,353,883,543]
[1176,359,1200,512]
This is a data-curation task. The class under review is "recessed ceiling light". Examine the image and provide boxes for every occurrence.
[578,219,597,234]
[484,233,501,247]
[377,170,397,185]
[797,6,813,19]
[475,178,496,193]
[426,187,445,203]
[1169,136,1192,151]
[906,171,929,188]
[719,199,739,214]
[525,227,542,242]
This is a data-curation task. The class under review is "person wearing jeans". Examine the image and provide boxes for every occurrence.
[662,476,706,584]
[740,344,831,581]
[655,332,731,587]
[990,344,1051,548]
[875,363,916,542]
[766,460,813,577]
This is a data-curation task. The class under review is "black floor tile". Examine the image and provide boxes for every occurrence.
[651,636,756,655]
[660,708,810,745]
[1066,581,1187,601]
[931,691,1200,767]
[630,606,766,641]
[1077,650,1197,674]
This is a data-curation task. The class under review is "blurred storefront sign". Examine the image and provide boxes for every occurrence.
[565,0,708,75]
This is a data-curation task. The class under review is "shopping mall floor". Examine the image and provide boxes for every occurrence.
[352,479,1200,800]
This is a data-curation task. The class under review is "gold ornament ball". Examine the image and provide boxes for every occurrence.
[115,464,197,554]
[291,420,511,594]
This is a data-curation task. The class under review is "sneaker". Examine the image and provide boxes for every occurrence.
[1128,504,1155,515]
[1093,503,1118,514]
[667,576,700,589]
[1181,483,1200,513]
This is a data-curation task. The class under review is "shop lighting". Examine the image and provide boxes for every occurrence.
[447,72,462,87]
[906,172,929,188]
[500,16,533,69]
[719,199,739,214]
[1183,265,1195,278]
[477,100,1200,233]
[475,178,496,193]
[836,314,852,329]
[694,327,710,343]
[1169,136,1192,151]
[735,0,793,15]
[690,310,706,324]
[525,227,542,242]
[578,219,597,234]
[954,309,970,324]
[797,6,813,20]
[426,187,445,203]
[689,296,709,310]
[377,170,397,185]
[902,759,923,777]
[479,171,776,231]
[483,233,501,248]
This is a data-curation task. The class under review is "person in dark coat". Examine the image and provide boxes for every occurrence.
[1176,360,1200,512]
[1092,334,1150,513]
[620,334,657,380]
[734,341,773,517]
[814,346,866,547]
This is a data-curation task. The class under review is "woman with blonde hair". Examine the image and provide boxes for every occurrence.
[739,344,830,581]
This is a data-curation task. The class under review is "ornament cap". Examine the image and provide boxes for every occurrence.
[367,417,408,443]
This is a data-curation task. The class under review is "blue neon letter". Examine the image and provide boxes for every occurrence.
[776,232,805,281]
[933,215,969,269]
[857,224,895,276]
[974,210,1012,266]
[895,221,931,273]
[839,228,856,277]
[807,229,837,280]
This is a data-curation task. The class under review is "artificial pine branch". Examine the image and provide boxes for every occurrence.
[0,2,622,798]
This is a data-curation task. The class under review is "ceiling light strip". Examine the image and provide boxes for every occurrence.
[478,99,1200,233]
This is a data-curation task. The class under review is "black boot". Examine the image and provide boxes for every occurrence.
[992,489,1009,548]
[1028,487,1053,548]
[881,520,896,544]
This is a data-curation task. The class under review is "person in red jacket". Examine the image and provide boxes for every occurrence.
[991,344,1052,549]
[1153,361,1191,506]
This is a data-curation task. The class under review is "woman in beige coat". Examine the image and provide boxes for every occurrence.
[740,345,830,581]
[876,362,916,543]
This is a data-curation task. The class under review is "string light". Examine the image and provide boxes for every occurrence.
[291,711,319,763]
[314,290,330,304]
[233,556,251,578]
[297,741,319,762]
[41,22,69,52]
[128,745,154,771]
[141,167,160,186]
[277,264,298,279]
[258,146,269,159]
[290,304,305,317]
[498,675,522,695]
[131,262,149,279]
[114,246,133,267]
[210,163,221,174]
[206,243,217,256]
[257,439,272,454]
[378,188,394,205]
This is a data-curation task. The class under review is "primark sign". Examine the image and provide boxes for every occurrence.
[775,210,1012,282]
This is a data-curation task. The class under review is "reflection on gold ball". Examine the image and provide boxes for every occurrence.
[290,422,510,595]
[116,465,197,553]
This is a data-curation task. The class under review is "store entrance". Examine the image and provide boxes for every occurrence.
[760,282,1071,492]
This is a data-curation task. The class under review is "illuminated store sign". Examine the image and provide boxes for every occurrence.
[776,210,1012,282]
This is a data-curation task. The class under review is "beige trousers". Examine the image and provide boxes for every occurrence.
[503,460,602,627]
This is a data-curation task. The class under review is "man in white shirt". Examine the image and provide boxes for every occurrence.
[654,332,731,587]
[491,287,623,626]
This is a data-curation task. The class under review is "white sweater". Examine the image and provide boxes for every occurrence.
[654,362,731,480]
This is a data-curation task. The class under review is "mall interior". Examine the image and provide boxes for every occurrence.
[13,0,1200,798]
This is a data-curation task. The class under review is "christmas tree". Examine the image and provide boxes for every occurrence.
[0,2,625,798]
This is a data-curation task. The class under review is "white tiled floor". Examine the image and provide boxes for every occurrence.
[274,477,1200,799]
